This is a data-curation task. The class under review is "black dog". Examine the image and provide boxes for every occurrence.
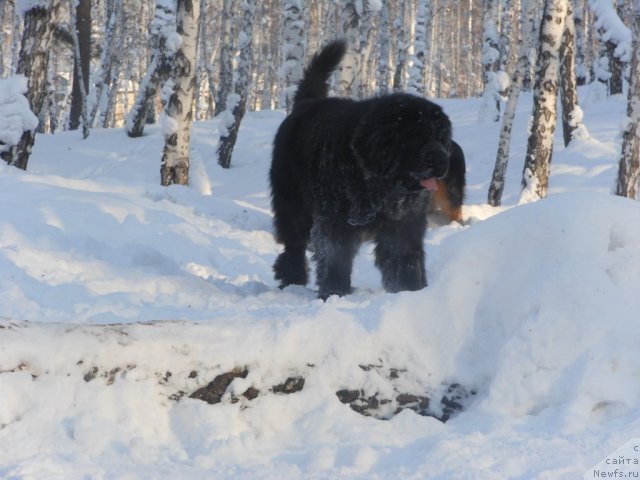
[432,141,466,223]
[270,40,453,299]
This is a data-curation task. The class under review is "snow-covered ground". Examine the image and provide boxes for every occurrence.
[1,88,639,479]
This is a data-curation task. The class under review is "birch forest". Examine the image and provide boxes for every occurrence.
[1,0,640,199]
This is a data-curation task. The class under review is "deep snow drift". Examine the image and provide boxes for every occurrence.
[0,91,639,479]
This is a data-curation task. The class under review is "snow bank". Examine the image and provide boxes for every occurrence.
[0,95,639,478]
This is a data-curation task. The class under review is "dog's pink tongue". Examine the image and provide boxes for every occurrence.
[420,178,438,191]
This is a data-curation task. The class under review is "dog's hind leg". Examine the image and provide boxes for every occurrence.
[374,217,427,293]
[272,204,311,287]
[311,219,359,299]
[271,175,311,288]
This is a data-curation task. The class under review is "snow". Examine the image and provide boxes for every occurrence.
[0,76,38,151]
[588,0,632,62]
[0,89,639,479]
[15,0,50,16]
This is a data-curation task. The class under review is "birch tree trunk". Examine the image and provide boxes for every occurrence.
[0,0,5,77]
[337,2,360,98]
[69,0,90,139]
[616,1,640,199]
[559,0,584,147]
[282,0,305,112]
[574,0,587,85]
[358,1,381,99]
[488,0,537,206]
[215,0,234,115]
[68,0,90,135]
[377,1,391,95]
[589,0,631,96]
[3,1,54,170]
[200,0,222,116]
[407,0,427,95]
[102,8,126,129]
[217,0,255,169]
[160,0,200,186]
[393,1,409,92]
[127,0,176,138]
[480,0,501,121]
[521,0,567,203]
[464,0,476,96]
[90,0,123,127]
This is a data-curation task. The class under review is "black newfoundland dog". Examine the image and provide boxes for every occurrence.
[432,141,466,223]
[270,40,462,299]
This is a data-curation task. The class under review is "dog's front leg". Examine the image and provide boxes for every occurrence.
[374,217,427,293]
[311,219,359,299]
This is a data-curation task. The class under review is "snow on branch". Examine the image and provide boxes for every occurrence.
[15,0,50,16]
[0,76,39,152]
[588,0,632,61]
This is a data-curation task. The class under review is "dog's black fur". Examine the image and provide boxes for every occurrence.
[270,40,454,299]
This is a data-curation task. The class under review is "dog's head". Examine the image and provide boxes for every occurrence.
[350,95,452,193]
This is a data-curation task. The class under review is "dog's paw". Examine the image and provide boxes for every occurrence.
[317,286,354,300]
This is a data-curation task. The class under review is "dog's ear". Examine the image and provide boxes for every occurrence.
[350,107,400,178]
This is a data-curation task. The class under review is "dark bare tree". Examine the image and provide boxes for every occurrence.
[68,0,90,135]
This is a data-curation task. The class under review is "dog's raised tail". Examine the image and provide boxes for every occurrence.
[293,40,346,105]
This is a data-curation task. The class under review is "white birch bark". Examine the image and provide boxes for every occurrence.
[377,1,391,94]
[574,0,587,84]
[559,0,588,146]
[616,0,640,199]
[217,0,255,168]
[160,0,200,186]
[338,1,360,98]
[480,0,501,121]
[407,0,427,95]
[521,0,567,203]
[90,0,123,127]
[126,0,176,137]
[392,1,409,92]
[488,0,537,206]
[281,0,305,112]
[3,0,54,170]
[215,0,234,115]
[358,1,381,99]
